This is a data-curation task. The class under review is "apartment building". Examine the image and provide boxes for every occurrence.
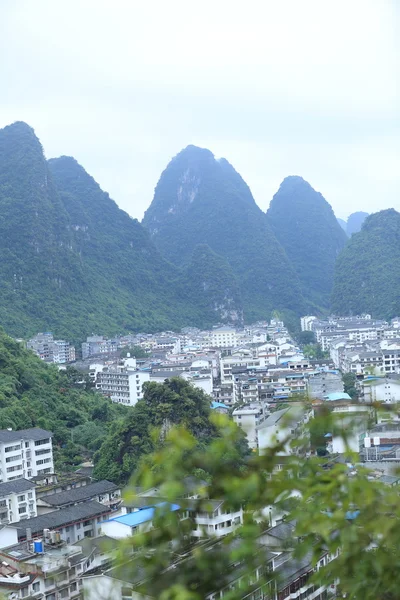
[95,358,150,406]
[0,428,54,482]
[232,404,265,449]
[27,333,75,364]
[82,336,119,359]
[307,370,344,399]
[0,478,36,525]
[210,327,237,348]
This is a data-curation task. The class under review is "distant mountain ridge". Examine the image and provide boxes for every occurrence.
[266,176,348,311]
[0,123,241,339]
[337,212,369,237]
[142,145,306,322]
[332,209,400,319]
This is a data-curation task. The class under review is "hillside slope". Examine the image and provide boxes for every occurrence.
[267,176,348,310]
[142,146,305,321]
[331,209,400,318]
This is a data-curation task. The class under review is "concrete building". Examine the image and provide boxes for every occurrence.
[0,428,54,482]
[210,327,237,348]
[307,370,344,399]
[362,376,400,403]
[95,358,150,406]
[36,480,121,515]
[0,478,37,525]
[27,333,75,364]
[257,407,311,455]
[82,336,119,359]
[232,404,266,450]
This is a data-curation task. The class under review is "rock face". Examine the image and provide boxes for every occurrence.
[142,145,305,322]
[186,244,243,324]
[266,176,348,311]
[0,122,231,338]
[337,218,348,234]
[331,209,400,319]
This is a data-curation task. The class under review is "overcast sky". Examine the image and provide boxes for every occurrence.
[1,0,398,221]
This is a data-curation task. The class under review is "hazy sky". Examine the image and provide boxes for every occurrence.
[1,0,398,221]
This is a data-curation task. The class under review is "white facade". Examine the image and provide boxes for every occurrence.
[96,359,150,406]
[300,316,318,331]
[0,429,54,482]
[0,479,37,525]
[232,405,264,450]
[363,378,400,403]
[210,327,237,348]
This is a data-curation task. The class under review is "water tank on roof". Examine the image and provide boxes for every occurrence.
[33,540,43,554]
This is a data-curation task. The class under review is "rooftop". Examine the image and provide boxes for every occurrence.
[0,478,36,497]
[39,480,119,507]
[12,501,110,539]
[105,502,180,527]
[0,428,53,443]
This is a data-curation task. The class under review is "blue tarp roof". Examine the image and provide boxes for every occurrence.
[324,392,352,401]
[105,502,180,527]
[211,402,229,410]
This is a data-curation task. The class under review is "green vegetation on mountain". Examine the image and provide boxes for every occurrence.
[0,122,236,340]
[185,244,243,324]
[93,377,250,483]
[346,211,369,236]
[331,209,400,319]
[0,327,128,469]
[142,145,305,322]
[267,176,348,311]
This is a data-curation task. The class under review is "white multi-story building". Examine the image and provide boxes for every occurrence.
[0,478,37,524]
[210,327,237,348]
[0,428,54,482]
[300,316,318,331]
[232,404,265,450]
[96,358,150,406]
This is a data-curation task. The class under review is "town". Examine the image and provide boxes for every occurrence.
[0,314,398,598]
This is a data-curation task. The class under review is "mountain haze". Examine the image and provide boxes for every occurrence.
[346,211,369,236]
[142,145,305,322]
[331,209,400,319]
[266,176,348,311]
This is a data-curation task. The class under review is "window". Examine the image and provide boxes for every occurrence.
[25,441,30,448]
[6,465,22,473]
[18,506,26,514]
[76,522,81,529]
[83,520,91,526]
[65,526,70,532]
[4,444,21,453]
[34,438,50,446]
[17,495,25,502]
[6,454,22,463]
[35,448,51,456]
[36,458,52,465]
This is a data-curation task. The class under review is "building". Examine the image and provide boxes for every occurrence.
[12,500,112,543]
[0,478,37,525]
[362,376,400,403]
[36,480,121,515]
[307,370,344,399]
[27,332,75,364]
[95,358,150,406]
[82,336,119,359]
[232,404,265,450]
[210,327,237,348]
[256,407,311,455]
[0,428,54,482]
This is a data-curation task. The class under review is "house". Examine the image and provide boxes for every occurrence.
[36,480,121,515]
[0,479,37,525]
[232,404,265,450]
[12,500,112,543]
[362,376,400,403]
[256,407,311,455]
[101,503,180,539]
[0,428,54,482]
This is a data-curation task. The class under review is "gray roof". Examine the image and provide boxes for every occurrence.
[256,408,290,430]
[0,428,53,444]
[0,478,36,497]
[39,480,119,507]
[12,501,110,539]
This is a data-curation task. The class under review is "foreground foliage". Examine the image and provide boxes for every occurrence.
[115,411,400,600]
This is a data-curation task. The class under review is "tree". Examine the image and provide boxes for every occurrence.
[120,346,150,359]
[342,372,358,399]
[114,410,400,600]
[297,330,316,345]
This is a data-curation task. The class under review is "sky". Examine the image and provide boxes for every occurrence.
[1,0,399,221]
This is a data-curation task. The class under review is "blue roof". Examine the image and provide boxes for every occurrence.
[105,502,180,527]
[324,392,352,401]
[211,401,229,410]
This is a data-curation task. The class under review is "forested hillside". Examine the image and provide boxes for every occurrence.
[142,145,305,322]
[267,176,348,311]
[0,327,128,469]
[331,209,400,318]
